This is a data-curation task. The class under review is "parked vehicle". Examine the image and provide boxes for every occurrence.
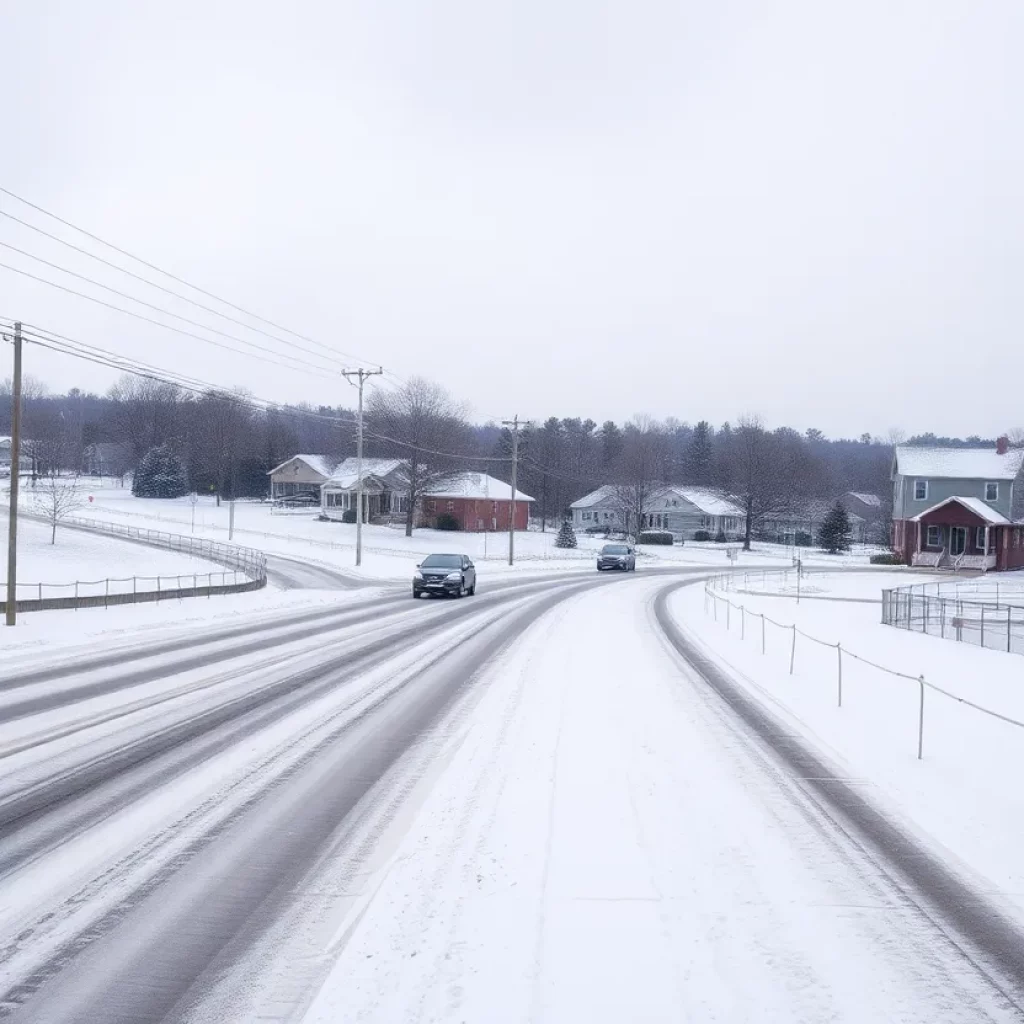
[596,543,636,572]
[413,553,477,598]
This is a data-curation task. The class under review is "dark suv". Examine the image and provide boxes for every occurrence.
[413,553,477,598]
[596,543,636,572]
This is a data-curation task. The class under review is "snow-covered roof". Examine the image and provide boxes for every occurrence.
[911,496,1012,525]
[325,457,405,489]
[895,446,1024,481]
[426,472,534,502]
[570,485,618,509]
[661,486,744,517]
[267,454,337,478]
[848,492,882,507]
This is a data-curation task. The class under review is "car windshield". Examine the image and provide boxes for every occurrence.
[602,545,629,555]
[421,554,462,568]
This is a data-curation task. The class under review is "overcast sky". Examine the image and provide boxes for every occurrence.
[3,1,1022,438]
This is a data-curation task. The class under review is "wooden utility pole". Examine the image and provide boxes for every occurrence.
[5,322,23,626]
[502,415,521,566]
[342,367,383,567]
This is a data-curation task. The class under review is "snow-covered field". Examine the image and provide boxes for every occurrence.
[0,511,225,602]
[669,570,1024,923]
[49,485,880,583]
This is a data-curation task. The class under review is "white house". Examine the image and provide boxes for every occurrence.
[645,486,745,539]
[570,483,744,540]
[320,457,410,521]
[570,485,625,531]
[267,454,337,499]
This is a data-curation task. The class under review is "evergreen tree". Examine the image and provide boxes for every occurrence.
[684,420,714,485]
[818,501,852,553]
[554,519,577,549]
[600,421,623,469]
[132,444,189,498]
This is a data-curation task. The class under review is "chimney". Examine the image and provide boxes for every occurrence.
[997,435,1009,455]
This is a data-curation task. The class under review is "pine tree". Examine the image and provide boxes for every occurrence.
[132,444,189,498]
[555,519,577,549]
[818,501,852,553]
[684,420,714,485]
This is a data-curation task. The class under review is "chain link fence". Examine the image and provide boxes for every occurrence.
[882,579,1024,656]
[703,571,1024,759]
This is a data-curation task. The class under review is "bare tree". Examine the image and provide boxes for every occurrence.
[366,378,474,536]
[720,416,801,550]
[32,475,85,544]
[611,422,664,538]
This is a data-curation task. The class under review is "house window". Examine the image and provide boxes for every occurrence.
[913,480,928,501]
[985,482,999,502]
[427,500,436,514]
[446,500,455,513]
[926,525,941,548]
[604,511,611,520]
[492,502,498,515]
[582,511,591,522]
[976,527,988,552]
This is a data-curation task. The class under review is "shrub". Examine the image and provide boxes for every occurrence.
[693,530,711,542]
[870,552,905,565]
[132,444,188,499]
[639,530,673,545]
[554,520,577,549]
[795,531,813,547]
[435,512,460,531]
[340,508,356,524]
[714,529,727,543]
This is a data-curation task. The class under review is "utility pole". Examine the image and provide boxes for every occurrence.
[5,322,23,626]
[502,415,522,566]
[342,367,383,567]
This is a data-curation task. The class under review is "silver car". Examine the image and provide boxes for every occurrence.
[596,543,636,572]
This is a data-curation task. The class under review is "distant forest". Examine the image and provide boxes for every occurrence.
[2,373,1021,528]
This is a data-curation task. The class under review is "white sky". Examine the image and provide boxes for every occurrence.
[3,1,1022,438]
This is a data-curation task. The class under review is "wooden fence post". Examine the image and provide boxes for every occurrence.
[837,644,843,707]
[789,626,796,675]
[917,676,926,760]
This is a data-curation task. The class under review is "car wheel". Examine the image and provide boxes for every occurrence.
[412,587,420,598]
[469,583,476,595]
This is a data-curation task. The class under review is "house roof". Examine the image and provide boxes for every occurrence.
[661,486,744,518]
[848,492,882,507]
[911,496,1012,525]
[894,446,1024,481]
[267,454,337,479]
[426,472,534,502]
[570,485,618,509]
[324,457,405,489]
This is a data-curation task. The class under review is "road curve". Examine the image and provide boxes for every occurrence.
[1,568,1020,1022]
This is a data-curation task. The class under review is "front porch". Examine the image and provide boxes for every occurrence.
[906,496,1011,572]
[322,483,411,522]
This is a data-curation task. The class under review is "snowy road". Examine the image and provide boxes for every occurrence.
[1,571,1022,1022]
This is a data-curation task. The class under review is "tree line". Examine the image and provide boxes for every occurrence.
[3,372,1020,544]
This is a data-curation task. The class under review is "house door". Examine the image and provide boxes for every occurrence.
[950,526,967,556]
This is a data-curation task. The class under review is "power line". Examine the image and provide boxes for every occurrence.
[0,208,354,370]
[0,241,347,376]
[0,262,340,381]
[0,183,382,370]
[1,316,513,463]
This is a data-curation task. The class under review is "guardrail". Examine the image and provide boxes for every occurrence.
[0,514,267,614]
[703,571,1024,759]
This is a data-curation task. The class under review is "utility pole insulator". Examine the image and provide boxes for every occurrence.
[342,367,384,567]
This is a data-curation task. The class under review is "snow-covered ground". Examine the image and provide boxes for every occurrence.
[669,570,1024,924]
[0,510,226,602]
[50,485,880,583]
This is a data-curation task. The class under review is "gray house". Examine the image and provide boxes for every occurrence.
[0,436,10,475]
[267,454,337,499]
[644,486,745,540]
[570,485,625,532]
[892,441,1024,569]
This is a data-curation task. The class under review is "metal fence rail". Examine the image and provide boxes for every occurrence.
[703,571,1024,760]
[0,514,267,614]
[882,584,1024,657]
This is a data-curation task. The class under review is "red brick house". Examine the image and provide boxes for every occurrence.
[419,473,534,532]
